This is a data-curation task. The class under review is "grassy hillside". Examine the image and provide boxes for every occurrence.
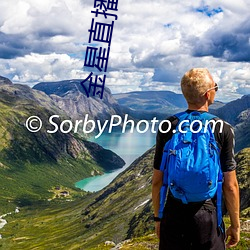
[0,83,124,213]
[1,147,249,249]
[0,148,155,249]
[235,147,250,213]
[0,199,89,250]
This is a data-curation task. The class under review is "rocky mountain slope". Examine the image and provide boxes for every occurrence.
[33,80,123,123]
[213,94,250,126]
[0,79,124,212]
[212,94,250,152]
[234,108,250,152]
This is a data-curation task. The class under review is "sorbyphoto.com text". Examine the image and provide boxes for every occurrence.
[25,114,224,138]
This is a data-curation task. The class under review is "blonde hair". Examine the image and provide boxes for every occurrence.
[181,68,214,104]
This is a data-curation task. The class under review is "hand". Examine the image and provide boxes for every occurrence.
[155,221,161,239]
[225,225,240,248]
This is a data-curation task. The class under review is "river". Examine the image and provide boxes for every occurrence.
[75,129,156,192]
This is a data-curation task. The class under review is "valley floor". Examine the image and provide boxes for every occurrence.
[0,198,249,250]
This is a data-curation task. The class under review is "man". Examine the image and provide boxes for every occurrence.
[152,68,240,249]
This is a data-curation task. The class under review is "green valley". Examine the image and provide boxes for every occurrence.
[0,82,124,214]
[0,147,249,249]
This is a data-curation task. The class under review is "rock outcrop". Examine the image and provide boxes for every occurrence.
[33,79,123,123]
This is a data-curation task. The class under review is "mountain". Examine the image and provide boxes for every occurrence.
[1,146,249,249]
[32,83,228,122]
[234,109,250,152]
[0,79,125,212]
[114,91,186,120]
[114,91,225,120]
[209,100,225,110]
[0,76,12,85]
[211,94,250,152]
[33,80,124,123]
[213,94,250,126]
[235,148,250,214]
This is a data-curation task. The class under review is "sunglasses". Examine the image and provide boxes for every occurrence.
[203,83,218,95]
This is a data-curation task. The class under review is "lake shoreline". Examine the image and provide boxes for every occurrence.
[75,130,156,192]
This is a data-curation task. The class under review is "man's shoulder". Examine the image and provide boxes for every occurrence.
[211,116,234,134]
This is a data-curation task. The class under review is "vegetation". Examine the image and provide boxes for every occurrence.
[235,148,250,214]
[1,209,249,250]
[0,81,249,249]
[1,147,249,249]
[0,199,88,250]
[0,84,123,214]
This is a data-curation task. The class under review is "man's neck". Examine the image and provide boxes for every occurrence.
[187,103,209,112]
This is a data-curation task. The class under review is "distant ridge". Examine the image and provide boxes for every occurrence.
[114,90,186,110]
[0,75,12,85]
[114,90,225,120]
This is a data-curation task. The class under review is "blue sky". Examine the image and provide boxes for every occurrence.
[0,0,249,102]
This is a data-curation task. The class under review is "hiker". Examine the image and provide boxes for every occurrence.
[152,68,240,250]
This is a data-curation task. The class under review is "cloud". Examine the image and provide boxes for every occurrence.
[0,53,88,86]
[192,18,250,62]
[0,0,249,101]
[0,0,92,58]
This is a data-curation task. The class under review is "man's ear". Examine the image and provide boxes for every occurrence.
[204,92,209,100]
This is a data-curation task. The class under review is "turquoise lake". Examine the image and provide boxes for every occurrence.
[75,129,156,192]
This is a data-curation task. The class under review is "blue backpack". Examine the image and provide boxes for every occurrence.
[158,111,223,228]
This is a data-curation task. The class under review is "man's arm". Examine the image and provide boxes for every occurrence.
[152,169,163,239]
[223,170,240,248]
[152,118,176,239]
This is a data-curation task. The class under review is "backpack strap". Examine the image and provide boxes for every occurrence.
[174,111,189,122]
[159,183,168,219]
[217,168,223,231]
[158,112,188,218]
[158,113,188,218]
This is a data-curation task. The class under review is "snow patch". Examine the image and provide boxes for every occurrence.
[138,185,145,190]
[0,219,7,229]
[0,208,20,238]
[134,199,150,210]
